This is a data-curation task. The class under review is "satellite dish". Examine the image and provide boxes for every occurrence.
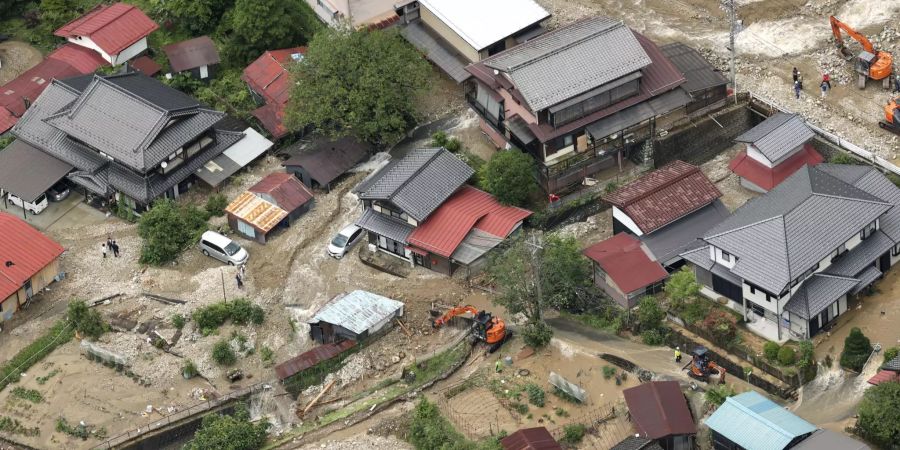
[161,161,168,169]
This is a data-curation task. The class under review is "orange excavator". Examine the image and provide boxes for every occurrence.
[432,305,511,352]
[829,16,893,89]
[882,97,900,135]
[685,346,727,384]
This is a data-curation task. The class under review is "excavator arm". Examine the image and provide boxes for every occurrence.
[830,16,875,54]
[432,305,479,328]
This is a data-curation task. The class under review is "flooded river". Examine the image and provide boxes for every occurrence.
[792,351,881,430]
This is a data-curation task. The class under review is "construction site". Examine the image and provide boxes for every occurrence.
[0,0,898,449]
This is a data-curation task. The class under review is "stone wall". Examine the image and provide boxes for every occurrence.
[655,100,761,167]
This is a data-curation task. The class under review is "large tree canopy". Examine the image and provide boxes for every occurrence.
[226,0,321,66]
[285,25,431,147]
[857,381,900,449]
[152,0,235,35]
[480,150,537,207]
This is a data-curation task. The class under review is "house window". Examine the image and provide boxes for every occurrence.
[746,301,765,317]
[861,221,876,240]
[893,244,900,256]
[749,284,756,294]
[721,251,731,262]
[563,135,574,147]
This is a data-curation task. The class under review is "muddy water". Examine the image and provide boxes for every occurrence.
[792,352,881,429]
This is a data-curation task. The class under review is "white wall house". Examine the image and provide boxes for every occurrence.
[53,3,158,67]
[682,164,900,342]
[64,36,148,66]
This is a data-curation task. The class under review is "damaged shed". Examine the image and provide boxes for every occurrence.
[309,290,404,344]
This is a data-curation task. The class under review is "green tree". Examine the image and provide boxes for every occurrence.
[764,341,780,361]
[226,0,321,66]
[637,296,664,331]
[840,327,873,372]
[488,235,552,347]
[480,150,537,207]
[138,199,208,265]
[541,235,592,311]
[67,300,108,339]
[152,0,233,34]
[184,405,268,450]
[665,267,700,306]
[777,346,796,366]
[39,0,78,34]
[856,381,900,449]
[195,70,257,122]
[285,26,430,147]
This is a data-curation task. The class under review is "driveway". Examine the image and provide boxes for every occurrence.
[0,194,107,231]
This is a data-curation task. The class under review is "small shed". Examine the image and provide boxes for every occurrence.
[225,172,314,244]
[623,381,696,450]
[500,427,561,450]
[163,36,220,80]
[308,290,404,344]
[610,436,664,450]
[792,429,871,450]
[705,391,816,450]
[583,233,668,309]
[130,56,161,76]
[282,136,372,190]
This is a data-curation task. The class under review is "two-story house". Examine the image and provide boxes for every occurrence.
[728,112,824,192]
[8,72,245,211]
[397,0,550,83]
[464,17,703,193]
[54,3,158,66]
[682,163,900,341]
[353,148,531,275]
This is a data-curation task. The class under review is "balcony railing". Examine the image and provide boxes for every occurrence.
[466,94,505,134]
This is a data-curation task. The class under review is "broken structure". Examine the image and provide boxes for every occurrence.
[308,290,404,344]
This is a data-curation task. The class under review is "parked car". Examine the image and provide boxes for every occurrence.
[327,224,365,259]
[6,192,49,214]
[199,231,249,265]
[46,181,71,202]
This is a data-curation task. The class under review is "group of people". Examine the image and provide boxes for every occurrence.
[792,67,831,99]
[101,237,121,258]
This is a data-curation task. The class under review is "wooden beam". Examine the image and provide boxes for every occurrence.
[301,379,335,417]
[395,318,412,338]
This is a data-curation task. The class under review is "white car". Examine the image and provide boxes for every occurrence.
[327,224,365,259]
[199,231,249,265]
[7,192,49,215]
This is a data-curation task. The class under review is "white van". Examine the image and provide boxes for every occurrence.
[199,231,249,265]
[7,192,49,215]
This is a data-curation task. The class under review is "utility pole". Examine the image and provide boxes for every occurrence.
[524,232,544,321]
[220,268,227,303]
[728,0,738,104]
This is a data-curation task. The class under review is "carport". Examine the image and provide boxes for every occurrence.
[0,140,73,219]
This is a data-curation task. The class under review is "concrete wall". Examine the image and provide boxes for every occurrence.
[592,263,628,308]
[655,102,760,167]
[420,6,479,62]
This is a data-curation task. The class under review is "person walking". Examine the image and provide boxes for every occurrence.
[101,243,107,259]
[792,67,799,83]
[675,346,682,363]
[820,80,828,98]
[239,263,246,279]
[822,72,831,90]
[236,273,244,289]
[794,80,801,99]
[112,240,120,257]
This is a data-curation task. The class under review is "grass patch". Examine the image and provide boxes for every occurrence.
[554,407,569,417]
[0,321,74,392]
[36,369,60,385]
[552,386,582,404]
[560,423,586,444]
[525,383,545,407]
[11,387,43,403]
[192,299,265,335]
[56,417,106,440]
[602,365,617,380]
[0,414,40,437]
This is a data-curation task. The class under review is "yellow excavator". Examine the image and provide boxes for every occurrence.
[829,16,893,89]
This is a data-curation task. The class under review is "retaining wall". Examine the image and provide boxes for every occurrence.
[655,100,760,167]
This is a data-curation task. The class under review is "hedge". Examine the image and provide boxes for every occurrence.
[0,321,74,391]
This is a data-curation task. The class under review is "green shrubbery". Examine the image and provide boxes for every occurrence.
[172,314,186,330]
[777,346,797,366]
[479,150,538,207]
[840,327,873,372]
[764,341,780,361]
[212,340,237,366]
[560,424,586,444]
[407,398,502,450]
[0,321,73,392]
[704,383,736,407]
[883,346,900,365]
[68,300,109,339]
[525,383,545,407]
[638,296,668,345]
[205,194,228,218]
[138,199,208,265]
[856,382,900,448]
[184,405,268,450]
[522,321,553,349]
[192,299,265,334]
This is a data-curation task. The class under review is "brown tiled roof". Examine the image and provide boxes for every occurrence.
[604,160,721,234]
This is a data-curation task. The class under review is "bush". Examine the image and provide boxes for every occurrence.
[763,341,781,361]
[704,383,736,407]
[172,314,186,330]
[138,199,208,265]
[702,309,737,347]
[184,405,268,450]
[602,365,617,379]
[777,346,797,366]
[182,360,199,379]
[522,321,553,348]
[193,303,231,334]
[830,153,864,165]
[11,387,43,403]
[883,346,900,365]
[665,267,700,307]
[638,296,665,331]
[212,340,237,366]
[0,321,73,391]
[227,299,265,325]
[840,327,873,372]
[554,407,569,417]
[797,340,815,369]
[430,131,463,153]
[641,328,667,346]
[260,346,274,367]
[560,424,586,444]
[408,398,470,450]
[192,299,265,334]
[67,300,108,339]
[604,181,619,193]
[205,194,228,218]
[856,381,900,448]
[525,383,545,407]
[479,150,538,207]
[680,299,711,325]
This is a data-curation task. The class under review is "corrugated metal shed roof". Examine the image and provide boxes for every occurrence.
[500,427,561,450]
[793,430,870,450]
[248,172,314,213]
[242,47,305,106]
[163,36,220,73]
[418,0,549,51]
[659,43,727,93]
[483,17,651,111]
[705,391,815,450]
[583,233,668,294]
[130,56,162,76]
[54,3,159,55]
[0,139,73,202]
[311,290,404,335]
[623,381,696,439]
[225,192,288,233]
[0,212,65,299]
[401,22,472,83]
[274,339,356,380]
[282,136,372,186]
[610,436,664,450]
[735,113,815,163]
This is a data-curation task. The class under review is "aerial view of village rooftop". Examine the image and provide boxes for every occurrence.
[0,0,898,449]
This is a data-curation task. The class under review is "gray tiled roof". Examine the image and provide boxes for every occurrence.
[611,436,664,450]
[45,74,223,172]
[355,208,415,244]
[883,354,900,371]
[785,274,858,319]
[850,266,881,295]
[681,245,714,271]
[659,43,728,93]
[401,22,471,83]
[735,113,814,163]
[482,17,651,111]
[704,166,891,293]
[355,148,473,221]
[823,230,893,277]
[641,200,729,266]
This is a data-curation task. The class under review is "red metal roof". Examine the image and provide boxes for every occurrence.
[130,55,162,76]
[0,44,106,134]
[248,172,314,213]
[583,233,668,294]
[604,160,721,234]
[54,3,158,55]
[0,212,65,300]
[728,144,824,191]
[250,103,288,140]
[407,186,532,258]
[501,427,562,450]
[242,48,305,139]
[623,381,697,439]
[867,370,900,386]
[274,340,356,380]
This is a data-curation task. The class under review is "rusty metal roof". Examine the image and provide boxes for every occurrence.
[623,381,696,439]
[274,340,356,380]
[501,427,562,450]
[225,191,288,233]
